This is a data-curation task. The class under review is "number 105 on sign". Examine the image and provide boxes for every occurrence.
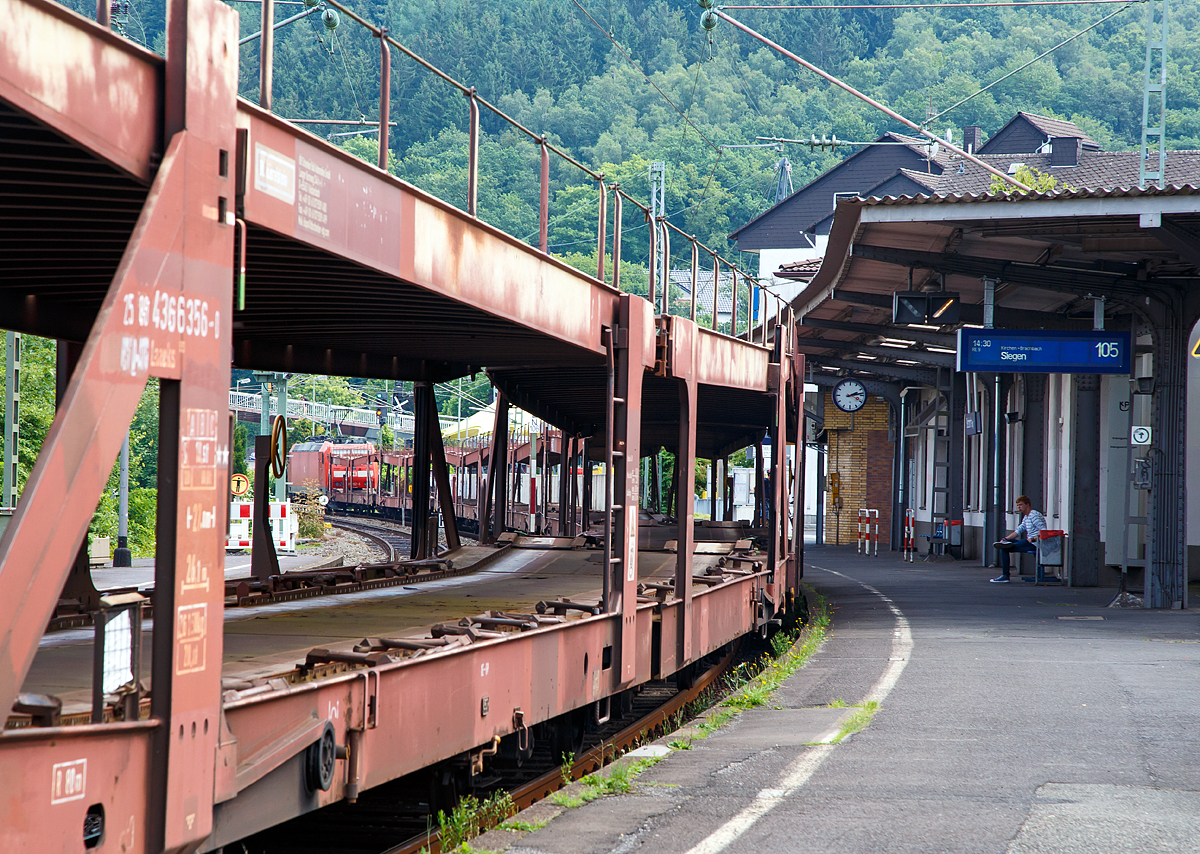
[956,330,1132,374]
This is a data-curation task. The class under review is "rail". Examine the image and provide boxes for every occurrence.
[382,643,740,854]
[328,516,401,563]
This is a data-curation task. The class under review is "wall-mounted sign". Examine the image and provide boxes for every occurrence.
[956,329,1132,374]
[1131,426,1152,445]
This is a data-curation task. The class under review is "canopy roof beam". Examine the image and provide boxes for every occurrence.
[798,316,955,348]
[850,244,1153,296]
[795,341,956,369]
[812,357,938,386]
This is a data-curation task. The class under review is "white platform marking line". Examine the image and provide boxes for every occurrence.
[680,565,911,854]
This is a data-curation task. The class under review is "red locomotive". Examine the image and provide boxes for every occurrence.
[287,436,379,507]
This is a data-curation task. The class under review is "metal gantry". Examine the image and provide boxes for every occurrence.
[1140,0,1168,188]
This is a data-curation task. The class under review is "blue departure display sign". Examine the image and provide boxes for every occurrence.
[956,329,1132,374]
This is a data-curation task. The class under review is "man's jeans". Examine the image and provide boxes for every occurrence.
[998,539,1037,575]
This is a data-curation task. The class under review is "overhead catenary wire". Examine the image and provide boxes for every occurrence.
[288,118,398,125]
[547,219,647,250]
[304,0,770,306]
[329,28,369,122]
[726,48,767,119]
[666,60,707,195]
[695,147,726,211]
[239,4,323,45]
[923,1,1137,126]
[322,0,605,181]
[711,9,1032,190]
[567,0,719,151]
[666,169,767,217]
[124,0,151,47]
[520,187,607,243]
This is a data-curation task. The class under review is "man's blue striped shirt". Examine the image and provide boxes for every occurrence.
[1015,509,1047,542]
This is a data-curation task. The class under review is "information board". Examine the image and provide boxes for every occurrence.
[956,329,1132,374]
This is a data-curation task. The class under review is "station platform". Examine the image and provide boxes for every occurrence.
[488,547,1200,854]
[21,539,718,718]
[87,552,338,592]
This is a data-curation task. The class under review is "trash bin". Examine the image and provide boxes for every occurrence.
[1037,530,1065,566]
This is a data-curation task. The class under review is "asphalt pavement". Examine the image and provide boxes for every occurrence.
[492,547,1200,854]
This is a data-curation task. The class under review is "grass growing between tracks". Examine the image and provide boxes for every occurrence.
[448,590,832,851]
[544,589,832,810]
[548,754,667,808]
[497,817,549,833]
[698,588,831,727]
[436,791,517,851]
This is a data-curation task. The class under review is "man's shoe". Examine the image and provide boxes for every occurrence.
[989,575,1011,583]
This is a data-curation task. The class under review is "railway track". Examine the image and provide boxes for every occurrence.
[329,515,412,563]
[241,643,744,854]
[223,516,505,609]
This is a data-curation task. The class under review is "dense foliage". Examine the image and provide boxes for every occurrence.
[18,0,1200,551]
[60,0,1200,263]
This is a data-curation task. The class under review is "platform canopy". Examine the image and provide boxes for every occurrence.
[791,185,1200,390]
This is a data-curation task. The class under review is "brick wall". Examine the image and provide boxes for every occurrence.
[823,396,894,546]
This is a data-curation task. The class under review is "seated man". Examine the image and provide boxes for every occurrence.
[991,495,1046,583]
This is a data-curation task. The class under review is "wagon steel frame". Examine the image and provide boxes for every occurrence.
[0,1,803,851]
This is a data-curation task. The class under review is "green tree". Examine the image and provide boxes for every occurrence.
[988,164,1076,195]
[233,422,250,477]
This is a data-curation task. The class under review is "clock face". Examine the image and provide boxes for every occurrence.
[833,379,867,412]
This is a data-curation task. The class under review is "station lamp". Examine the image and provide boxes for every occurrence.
[892,291,960,325]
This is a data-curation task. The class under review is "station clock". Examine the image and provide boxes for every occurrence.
[832,378,867,412]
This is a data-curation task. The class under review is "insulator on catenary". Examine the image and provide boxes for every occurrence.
[322,8,340,29]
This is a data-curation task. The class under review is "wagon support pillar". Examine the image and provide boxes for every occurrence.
[611,295,654,685]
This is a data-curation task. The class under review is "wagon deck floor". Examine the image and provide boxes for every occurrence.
[22,542,717,715]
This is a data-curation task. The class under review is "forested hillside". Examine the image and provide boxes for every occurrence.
[58,0,1200,262]
[14,0,1200,548]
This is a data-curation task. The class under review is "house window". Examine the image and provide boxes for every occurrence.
[833,191,858,207]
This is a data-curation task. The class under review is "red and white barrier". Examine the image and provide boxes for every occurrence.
[269,501,298,554]
[226,500,297,554]
[857,508,880,556]
[227,502,252,551]
[903,509,916,562]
